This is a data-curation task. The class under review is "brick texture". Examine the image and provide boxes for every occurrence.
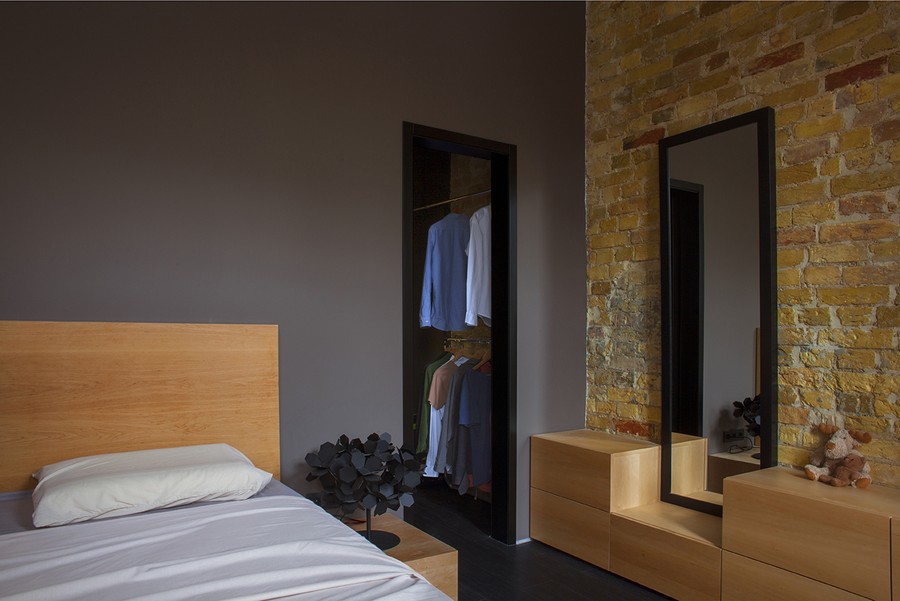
[585,1,900,487]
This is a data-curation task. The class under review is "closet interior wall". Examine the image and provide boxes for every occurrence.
[406,147,492,486]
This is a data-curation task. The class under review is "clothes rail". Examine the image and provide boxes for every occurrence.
[444,337,491,344]
[413,189,491,212]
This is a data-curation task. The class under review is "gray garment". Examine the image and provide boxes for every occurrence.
[433,359,475,476]
[454,369,492,494]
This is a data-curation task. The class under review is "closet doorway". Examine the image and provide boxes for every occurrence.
[402,122,516,544]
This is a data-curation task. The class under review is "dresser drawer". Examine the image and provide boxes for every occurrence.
[530,487,609,569]
[722,551,868,601]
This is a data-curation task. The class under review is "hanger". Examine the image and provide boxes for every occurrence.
[474,347,491,369]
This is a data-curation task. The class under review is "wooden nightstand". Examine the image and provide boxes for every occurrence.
[350,513,458,600]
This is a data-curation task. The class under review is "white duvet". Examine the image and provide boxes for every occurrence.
[0,495,449,601]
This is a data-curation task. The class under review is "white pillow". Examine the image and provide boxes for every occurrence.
[32,444,272,527]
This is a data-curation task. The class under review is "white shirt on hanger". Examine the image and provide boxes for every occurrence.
[465,204,491,327]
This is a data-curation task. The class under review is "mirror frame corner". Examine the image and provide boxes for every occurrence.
[658,107,777,517]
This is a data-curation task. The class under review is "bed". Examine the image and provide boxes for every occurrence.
[0,320,449,600]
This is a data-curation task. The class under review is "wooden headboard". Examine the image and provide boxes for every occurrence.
[0,321,280,492]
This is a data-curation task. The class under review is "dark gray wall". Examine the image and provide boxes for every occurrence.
[0,1,586,539]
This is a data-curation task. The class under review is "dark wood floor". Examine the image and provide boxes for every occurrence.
[404,480,672,601]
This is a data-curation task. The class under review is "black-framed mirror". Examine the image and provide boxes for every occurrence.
[659,107,776,517]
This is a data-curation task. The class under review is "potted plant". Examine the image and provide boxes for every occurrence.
[305,432,420,550]
[732,394,761,458]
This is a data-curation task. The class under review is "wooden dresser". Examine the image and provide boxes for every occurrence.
[530,429,659,570]
[723,468,900,601]
[531,429,900,601]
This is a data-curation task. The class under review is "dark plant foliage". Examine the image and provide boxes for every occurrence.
[305,433,421,517]
[732,395,761,438]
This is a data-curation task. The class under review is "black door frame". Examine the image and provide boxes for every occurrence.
[402,122,517,544]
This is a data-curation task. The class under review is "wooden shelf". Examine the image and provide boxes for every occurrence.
[616,501,722,547]
[350,513,458,600]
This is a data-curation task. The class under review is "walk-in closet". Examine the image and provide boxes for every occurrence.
[402,123,516,544]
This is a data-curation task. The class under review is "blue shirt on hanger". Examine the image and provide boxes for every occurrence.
[420,213,470,331]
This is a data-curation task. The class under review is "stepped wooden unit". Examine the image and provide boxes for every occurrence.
[531,429,900,601]
[530,429,722,601]
[350,513,458,600]
[723,467,900,601]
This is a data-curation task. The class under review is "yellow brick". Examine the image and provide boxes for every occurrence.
[798,307,831,326]
[836,307,875,326]
[844,148,876,171]
[626,56,674,84]
[819,327,893,348]
[881,350,900,370]
[869,463,900,488]
[777,181,827,206]
[808,243,869,263]
[779,269,801,286]
[820,220,899,243]
[836,349,877,370]
[800,349,834,368]
[879,72,900,99]
[876,306,900,327]
[676,92,718,118]
[832,169,900,196]
[793,201,835,224]
[591,248,616,264]
[873,399,899,419]
[633,243,659,262]
[814,12,882,53]
[780,0,825,21]
[872,240,900,260]
[818,286,890,305]
[780,327,815,346]
[587,264,610,281]
[778,445,813,469]
[837,127,872,152]
[778,248,806,268]
[803,265,841,286]
[779,306,797,325]
[779,405,812,425]
[779,287,814,305]
[590,232,630,249]
[763,80,819,107]
[844,264,900,285]
[618,214,641,230]
[779,162,818,185]
[800,390,836,410]
[795,113,845,139]
[820,156,841,177]
[844,416,892,433]
[616,246,635,261]
[775,104,805,128]
[777,208,793,228]
[779,367,822,389]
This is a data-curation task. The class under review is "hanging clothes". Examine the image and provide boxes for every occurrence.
[420,213,470,331]
[454,369,492,494]
[423,356,469,477]
[416,352,453,455]
[433,358,475,476]
[465,205,491,327]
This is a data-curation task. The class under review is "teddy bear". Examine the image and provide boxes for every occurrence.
[803,423,872,488]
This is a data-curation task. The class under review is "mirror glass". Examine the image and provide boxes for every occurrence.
[659,108,776,516]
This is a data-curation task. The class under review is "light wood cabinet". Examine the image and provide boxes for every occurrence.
[722,551,868,601]
[529,430,658,570]
[723,468,900,601]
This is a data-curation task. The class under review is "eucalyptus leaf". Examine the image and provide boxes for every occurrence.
[399,492,415,507]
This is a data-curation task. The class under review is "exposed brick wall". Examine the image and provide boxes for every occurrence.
[585,1,900,486]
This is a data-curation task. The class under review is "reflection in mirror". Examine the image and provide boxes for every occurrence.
[659,108,776,517]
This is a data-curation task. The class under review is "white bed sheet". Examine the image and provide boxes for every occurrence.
[0,494,449,601]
